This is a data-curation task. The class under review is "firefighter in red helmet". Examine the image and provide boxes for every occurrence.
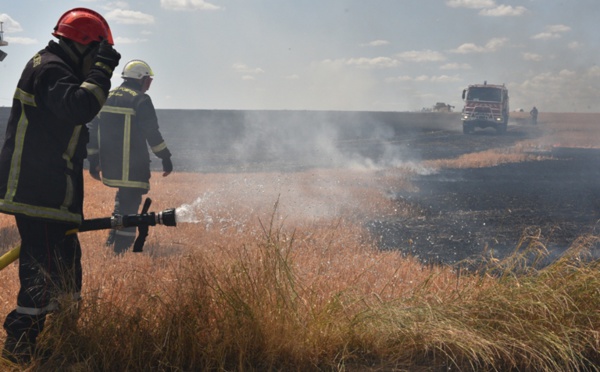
[0,8,120,363]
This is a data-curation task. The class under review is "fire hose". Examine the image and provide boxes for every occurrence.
[0,198,176,271]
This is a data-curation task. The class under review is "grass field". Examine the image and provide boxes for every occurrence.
[1,112,600,371]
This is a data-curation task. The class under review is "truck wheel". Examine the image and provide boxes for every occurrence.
[463,124,473,134]
[496,123,507,134]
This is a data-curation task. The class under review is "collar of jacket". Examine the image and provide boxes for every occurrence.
[46,40,85,80]
[121,78,143,91]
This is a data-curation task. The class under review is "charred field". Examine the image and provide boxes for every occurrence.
[1,108,596,267]
[151,109,600,267]
[372,146,600,265]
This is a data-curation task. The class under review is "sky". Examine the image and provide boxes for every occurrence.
[0,0,599,112]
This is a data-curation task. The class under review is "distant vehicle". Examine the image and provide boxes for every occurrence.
[460,81,509,134]
[432,102,454,112]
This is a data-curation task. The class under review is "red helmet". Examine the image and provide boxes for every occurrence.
[52,8,113,45]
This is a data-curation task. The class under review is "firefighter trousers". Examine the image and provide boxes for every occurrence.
[108,187,146,254]
[3,215,81,362]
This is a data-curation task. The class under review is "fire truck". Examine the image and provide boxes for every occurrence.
[460,82,509,134]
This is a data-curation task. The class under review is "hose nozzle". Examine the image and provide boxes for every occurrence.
[157,208,176,226]
[79,205,177,232]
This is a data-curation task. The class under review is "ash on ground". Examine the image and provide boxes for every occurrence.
[367,147,600,267]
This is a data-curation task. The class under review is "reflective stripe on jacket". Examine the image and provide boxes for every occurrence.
[88,80,168,190]
[0,41,111,224]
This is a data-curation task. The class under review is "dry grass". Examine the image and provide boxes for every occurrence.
[424,148,547,170]
[0,113,600,371]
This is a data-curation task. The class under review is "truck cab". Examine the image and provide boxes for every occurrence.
[461,82,509,134]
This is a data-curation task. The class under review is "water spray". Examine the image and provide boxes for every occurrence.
[0,198,177,271]
[79,200,176,232]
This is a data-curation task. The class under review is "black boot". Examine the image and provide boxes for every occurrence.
[3,310,45,364]
[2,335,33,364]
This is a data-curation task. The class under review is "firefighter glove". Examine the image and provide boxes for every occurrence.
[162,156,173,177]
[88,154,101,181]
[93,40,121,76]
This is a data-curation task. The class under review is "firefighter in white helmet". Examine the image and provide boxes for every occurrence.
[87,59,173,254]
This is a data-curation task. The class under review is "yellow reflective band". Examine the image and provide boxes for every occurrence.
[64,125,82,170]
[17,292,80,315]
[102,178,150,190]
[122,115,131,182]
[13,88,36,107]
[61,126,82,209]
[94,61,113,76]
[81,81,107,106]
[62,173,74,209]
[17,303,58,316]
[151,142,167,153]
[101,106,136,115]
[87,148,99,156]
[5,109,29,202]
[0,199,82,224]
[6,88,39,202]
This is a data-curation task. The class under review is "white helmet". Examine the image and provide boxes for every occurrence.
[121,59,154,79]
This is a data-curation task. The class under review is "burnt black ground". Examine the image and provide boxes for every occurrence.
[368,146,600,266]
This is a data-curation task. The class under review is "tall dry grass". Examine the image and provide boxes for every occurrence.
[1,113,600,370]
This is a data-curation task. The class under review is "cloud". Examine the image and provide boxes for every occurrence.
[114,36,149,44]
[445,0,496,9]
[0,14,23,33]
[105,9,155,25]
[450,37,508,53]
[360,40,390,47]
[531,32,559,40]
[547,24,571,33]
[321,57,400,69]
[588,66,600,77]
[446,0,527,17]
[522,52,542,62]
[450,43,482,54]
[106,1,129,8]
[479,5,527,16]
[396,50,446,62]
[4,36,37,45]
[386,74,460,83]
[511,68,600,112]
[345,57,400,69]
[440,62,471,70]
[161,0,221,11]
[232,63,264,74]
[531,24,570,40]
[385,75,412,83]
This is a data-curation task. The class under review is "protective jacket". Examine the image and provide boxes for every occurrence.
[88,80,170,191]
[0,41,112,225]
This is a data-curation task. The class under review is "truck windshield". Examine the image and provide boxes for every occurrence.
[466,87,502,102]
